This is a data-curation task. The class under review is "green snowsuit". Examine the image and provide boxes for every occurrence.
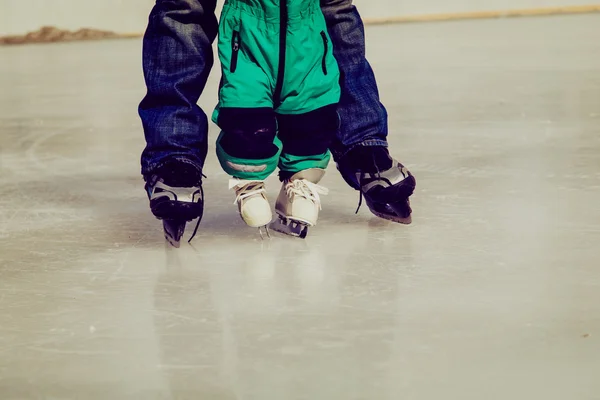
[212,0,341,181]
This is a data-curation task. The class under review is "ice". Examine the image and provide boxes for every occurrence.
[1,14,600,399]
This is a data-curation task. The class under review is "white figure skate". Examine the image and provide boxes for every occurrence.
[270,168,329,239]
[230,178,272,238]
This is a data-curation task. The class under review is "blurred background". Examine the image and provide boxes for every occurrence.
[1,0,598,36]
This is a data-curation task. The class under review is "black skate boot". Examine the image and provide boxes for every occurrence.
[145,159,205,247]
[336,146,416,224]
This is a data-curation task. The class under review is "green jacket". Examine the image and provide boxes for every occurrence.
[212,0,340,119]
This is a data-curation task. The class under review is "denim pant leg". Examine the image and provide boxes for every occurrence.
[139,0,218,178]
[320,0,389,160]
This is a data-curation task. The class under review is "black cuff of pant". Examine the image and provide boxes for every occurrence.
[218,107,279,160]
[277,104,339,156]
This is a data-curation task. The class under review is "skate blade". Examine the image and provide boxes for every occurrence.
[258,225,271,240]
[269,217,309,239]
[365,197,413,225]
[165,234,181,248]
[163,220,186,248]
[370,210,412,224]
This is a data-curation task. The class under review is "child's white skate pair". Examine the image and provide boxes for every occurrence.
[229,168,328,239]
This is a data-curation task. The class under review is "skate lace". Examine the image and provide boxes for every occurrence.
[356,186,364,214]
[355,168,391,215]
[188,173,207,244]
[229,179,266,204]
[286,179,329,210]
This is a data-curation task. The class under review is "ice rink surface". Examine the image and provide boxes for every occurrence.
[1,13,600,399]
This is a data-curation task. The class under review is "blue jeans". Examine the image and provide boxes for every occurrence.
[139,0,388,178]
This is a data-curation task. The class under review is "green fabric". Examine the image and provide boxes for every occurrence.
[216,131,283,180]
[212,0,340,122]
[279,150,331,173]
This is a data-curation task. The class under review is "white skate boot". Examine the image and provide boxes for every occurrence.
[229,178,272,238]
[270,168,329,238]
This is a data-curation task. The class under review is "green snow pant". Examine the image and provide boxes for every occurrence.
[212,0,341,181]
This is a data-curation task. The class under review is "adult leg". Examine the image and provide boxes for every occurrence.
[320,0,387,156]
[139,0,218,179]
[138,0,218,245]
[321,0,416,223]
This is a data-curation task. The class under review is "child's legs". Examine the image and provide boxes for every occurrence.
[277,104,339,179]
[213,5,280,181]
[275,10,340,177]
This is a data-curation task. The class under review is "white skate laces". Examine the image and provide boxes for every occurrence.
[285,179,329,209]
[229,178,267,204]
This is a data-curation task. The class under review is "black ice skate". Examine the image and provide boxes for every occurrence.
[145,160,205,247]
[337,146,416,224]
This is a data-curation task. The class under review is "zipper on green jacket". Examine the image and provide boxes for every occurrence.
[320,31,328,75]
[231,30,240,73]
[273,0,288,108]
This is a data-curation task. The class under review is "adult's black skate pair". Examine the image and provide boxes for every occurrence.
[145,146,416,247]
